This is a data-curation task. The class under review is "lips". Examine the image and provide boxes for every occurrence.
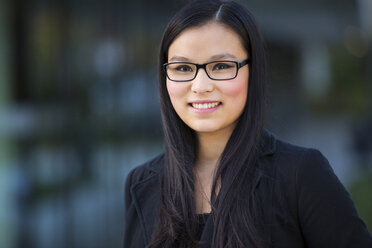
[191,102,221,109]
[188,100,222,112]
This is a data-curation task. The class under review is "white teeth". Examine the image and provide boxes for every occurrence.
[191,102,220,109]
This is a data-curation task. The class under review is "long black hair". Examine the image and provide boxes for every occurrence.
[149,0,268,247]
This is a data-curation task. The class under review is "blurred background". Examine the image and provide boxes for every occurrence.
[0,0,371,247]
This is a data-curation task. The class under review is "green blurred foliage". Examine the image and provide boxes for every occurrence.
[349,171,372,234]
[310,45,370,116]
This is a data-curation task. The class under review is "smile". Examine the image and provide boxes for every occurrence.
[188,101,222,113]
[191,102,221,109]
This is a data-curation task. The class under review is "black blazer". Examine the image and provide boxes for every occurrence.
[123,132,372,248]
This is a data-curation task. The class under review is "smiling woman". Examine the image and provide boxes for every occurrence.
[123,0,372,248]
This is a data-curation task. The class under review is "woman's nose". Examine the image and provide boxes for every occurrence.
[191,69,214,93]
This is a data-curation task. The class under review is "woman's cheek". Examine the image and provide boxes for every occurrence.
[219,79,248,100]
[166,80,189,108]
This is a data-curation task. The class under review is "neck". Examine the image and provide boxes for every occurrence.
[195,126,234,174]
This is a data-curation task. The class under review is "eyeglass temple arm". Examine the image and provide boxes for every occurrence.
[238,59,250,68]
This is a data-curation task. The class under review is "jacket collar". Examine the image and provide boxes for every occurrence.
[146,129,277,173]
[260,129,277,156]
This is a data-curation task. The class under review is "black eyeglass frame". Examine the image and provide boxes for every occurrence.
[163,59,250,82]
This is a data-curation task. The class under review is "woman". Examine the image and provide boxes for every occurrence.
[123,0,372,247]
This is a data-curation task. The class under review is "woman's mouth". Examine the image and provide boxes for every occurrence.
[190,102,221,109]
[188,101,222,113]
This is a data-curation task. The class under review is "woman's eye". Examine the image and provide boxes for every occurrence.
[213,63,233,71]
[175,65,193,72]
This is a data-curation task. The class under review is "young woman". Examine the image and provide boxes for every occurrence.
[123,0,372,247]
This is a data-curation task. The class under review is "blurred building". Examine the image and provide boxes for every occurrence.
[0,0,371,247]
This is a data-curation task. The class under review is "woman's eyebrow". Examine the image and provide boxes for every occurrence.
[169,53,237,62]
[210,53,237,60]
[169,56,190,62]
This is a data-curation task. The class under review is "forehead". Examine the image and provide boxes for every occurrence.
[168,22,247,62]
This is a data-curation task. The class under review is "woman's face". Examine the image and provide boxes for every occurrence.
[166,22,249,136]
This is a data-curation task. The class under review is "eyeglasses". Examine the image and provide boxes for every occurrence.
[163,59,250,82]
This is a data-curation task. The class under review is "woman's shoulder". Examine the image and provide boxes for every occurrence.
[125,153,164,187]
[274,136,325,159]
[268,134,331,174]
[267,134,351,216]
[269,137,372,247]
[262,132,335,189]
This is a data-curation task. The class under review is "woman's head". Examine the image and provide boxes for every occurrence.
[158,0,267,139]
[166,21,249,135]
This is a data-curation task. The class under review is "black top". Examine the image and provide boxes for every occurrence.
[123,131,372,248]
[197,213,210,240]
